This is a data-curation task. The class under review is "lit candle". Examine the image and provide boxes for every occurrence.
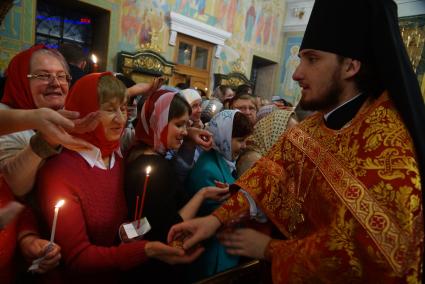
[50,200,65,243]
[137,166,151,228]
[91,54,98,72]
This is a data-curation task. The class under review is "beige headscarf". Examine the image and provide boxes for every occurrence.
[248,109,294,156]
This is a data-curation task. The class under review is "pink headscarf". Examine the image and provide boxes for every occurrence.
[135,89,178,154]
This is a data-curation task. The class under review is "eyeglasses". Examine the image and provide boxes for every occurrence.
[100,105,128,119]
[27,73,72,84]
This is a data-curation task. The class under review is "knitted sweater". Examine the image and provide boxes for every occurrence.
[37,149,148,283]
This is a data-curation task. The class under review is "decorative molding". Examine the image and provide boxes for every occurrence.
[169,11,232,58]
[283,0,314,32]
[117,50,175,78]
[214,72,252,89]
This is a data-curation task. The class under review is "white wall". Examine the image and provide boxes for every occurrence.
[396,0,425,17]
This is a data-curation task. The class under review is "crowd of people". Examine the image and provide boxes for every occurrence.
[0,0,424,283]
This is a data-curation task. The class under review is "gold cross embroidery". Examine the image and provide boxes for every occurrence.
[288,201,305,233]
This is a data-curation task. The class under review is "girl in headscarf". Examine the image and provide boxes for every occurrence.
[124,88,228,282]
[37,73,197,283]
[185,109,253,281]
[172,89,205,183]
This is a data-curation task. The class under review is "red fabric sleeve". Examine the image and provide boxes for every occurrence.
[16,206,39,242]
[212,191,250,225]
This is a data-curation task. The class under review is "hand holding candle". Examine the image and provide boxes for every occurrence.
[29,199,65,272]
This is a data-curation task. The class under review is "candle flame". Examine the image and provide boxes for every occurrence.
[146,166,152,175]
[55,199,65,208]
[212,105,216,112]
[91,54,98,64]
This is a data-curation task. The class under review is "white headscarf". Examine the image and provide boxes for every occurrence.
[180,88,202,106]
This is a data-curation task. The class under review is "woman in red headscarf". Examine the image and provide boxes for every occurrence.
[124,88,229,282]
[37,73,200,283]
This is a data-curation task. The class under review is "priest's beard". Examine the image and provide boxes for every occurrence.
[299,69,343,112]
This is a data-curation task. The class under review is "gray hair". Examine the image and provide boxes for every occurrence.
[30,48,70,74]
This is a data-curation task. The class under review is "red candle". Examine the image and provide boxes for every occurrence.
[134,195,139,221]
[137,166,151,228]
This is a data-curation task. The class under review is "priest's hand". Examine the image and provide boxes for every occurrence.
[19,235,61,273]
[218,228,271,260]
[145,241,204,264]
[168,215,221,250]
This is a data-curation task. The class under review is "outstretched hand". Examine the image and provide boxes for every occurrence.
[145,241,204,265]
[127,77,165,98]
[201,186,230,202]
[168,215,221,250]
[32,108,94,151]
[65,111,100,134]
[187,127,213,150]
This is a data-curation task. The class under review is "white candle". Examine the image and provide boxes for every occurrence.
[50,200,65,243]
[91,54,98,72]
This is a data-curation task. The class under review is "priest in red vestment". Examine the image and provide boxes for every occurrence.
[168,0,425,282]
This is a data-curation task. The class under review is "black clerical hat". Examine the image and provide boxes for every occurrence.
[300,0,370,61]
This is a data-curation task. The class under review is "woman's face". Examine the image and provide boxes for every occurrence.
[99,98,127,141]
[231,136,248,160]
[167,112,189,150]
[190,99,202,122]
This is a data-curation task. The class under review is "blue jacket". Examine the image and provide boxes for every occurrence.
[185,150,239,281]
